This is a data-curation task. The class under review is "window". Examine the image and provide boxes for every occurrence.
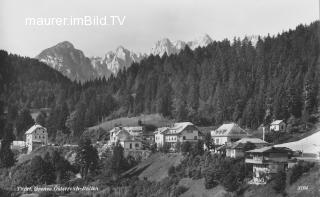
[216,139,219,144]
[135,143,139,148]
[194,136,197,140]
[130,143,132,149]
[183,136,186,140]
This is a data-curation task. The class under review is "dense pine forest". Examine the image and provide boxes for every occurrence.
[104,22,320,128]
[0,22,319,142]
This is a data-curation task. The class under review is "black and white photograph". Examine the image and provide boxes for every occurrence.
[0,0,319,196]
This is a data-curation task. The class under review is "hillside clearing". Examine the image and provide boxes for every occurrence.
[178,178,229,197]
[17,145,77,164]
[122,153,183,182]
[88,114,173,132]
[286,165,320,197]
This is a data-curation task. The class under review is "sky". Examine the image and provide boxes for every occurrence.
[0,0,318,57]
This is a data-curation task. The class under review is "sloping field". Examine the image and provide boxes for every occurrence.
[286,165,320,197]
[122,153,183,181]
[17,145,77,164]
[243,183,281,197]
[275,130,320,156]
[88,114,173,132]
[178,178,229,197]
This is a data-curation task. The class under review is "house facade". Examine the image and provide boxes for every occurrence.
[211,123,248,146]
[270,120,286,132]
[154,122,201,150]
[108,127,142,150]
[124,126,143,136]
[10,141,27,151]
[245,146,293,185]
[225,137,269,158]
[154,127,169,147]
[25,124,48,153]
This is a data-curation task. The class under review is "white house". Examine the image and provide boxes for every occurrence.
[10,141,27,150]
[211,123,248,146]
[154,127,169,147]
[123,126,143,136]
[25,124,48,153]
[109,127,142,150]
[270,120,286,132]
[154,122,201,150]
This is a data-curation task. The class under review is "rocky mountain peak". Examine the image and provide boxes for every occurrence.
[55,41,75,49]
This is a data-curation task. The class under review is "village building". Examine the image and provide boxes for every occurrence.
[108,127,142,150]
[245,146,293,185]
[154,127,169,147]
[25,124,48,153]
[211,123,249,146]
[123,126,143,136]
[10,141,27,151]
[270,120,286,132]
[142,131,155,143]
[225,137,269,158]
[154,122,201,150]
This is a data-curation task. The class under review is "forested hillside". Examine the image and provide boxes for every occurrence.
[0,22,319,143]
[104,22,320,128]
[0,52,116,141]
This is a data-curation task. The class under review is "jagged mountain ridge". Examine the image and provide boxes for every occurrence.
[150,34,213,56]
[36,34,214,82]
[91,46,146,76]
[36,42,145,82]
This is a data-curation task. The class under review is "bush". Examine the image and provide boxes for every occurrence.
[168,166,176,176]
[192,140,204,156]
[160,143,171,153]
[272,170,286,193]
[150,143,157,153]
[222,171,239,192]
[204,170,219,189]
[192,168,202,180]
[181,141,192,154]
[288,161,314,185]
[173,186,188,197]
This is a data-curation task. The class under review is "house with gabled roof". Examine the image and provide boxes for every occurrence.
[225,137,269,158]
[25,124,48,153]
[211,123,248,146]
[270,120,286,132]
[108,126,142,150]
[245,146,293,184]
[154,122,201,150]
[154,127,169,147]
[123,126,143,136]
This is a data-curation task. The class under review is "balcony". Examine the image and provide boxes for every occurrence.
[245,157,264,164]
[246,156,289,164]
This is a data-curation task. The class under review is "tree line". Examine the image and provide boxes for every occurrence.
[0,22,319,145]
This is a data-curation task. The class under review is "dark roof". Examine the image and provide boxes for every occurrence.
[246,146,292,153]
